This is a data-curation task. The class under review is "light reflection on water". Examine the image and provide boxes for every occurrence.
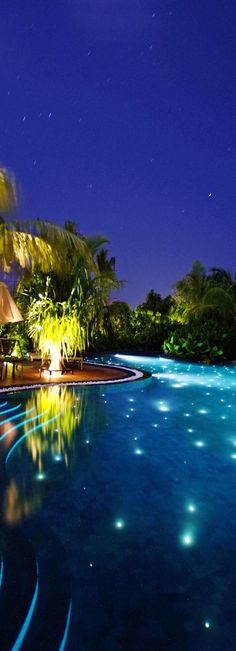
[1,355,236,649]
[1,384,106,524]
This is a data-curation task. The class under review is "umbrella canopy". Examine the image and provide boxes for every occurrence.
[0,281,23,324]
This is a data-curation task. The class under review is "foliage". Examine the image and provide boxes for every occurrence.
[171,260,236,326]
[24,230,122,361]
[94,265,236,361]
[0,219,92,280]
[0,167,122,359]
[202,286,236,323]
[27,296,87,359]
[131,306,161,347]
[160,261,236,361]
[95,298,172,353]
[162,319,233,362]
[170,260,208,323]
[101,301,132,349]
[5,322,30,356]
[0,168,17,214]
[141,289,172,315]
[1,175,236,365]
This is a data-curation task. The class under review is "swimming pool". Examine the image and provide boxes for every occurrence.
[1,354,236,650]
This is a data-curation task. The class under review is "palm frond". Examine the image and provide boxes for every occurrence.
[0,168,17,214]
[11,219,92,259]
[85,235,109,256]
[203,287,235,320]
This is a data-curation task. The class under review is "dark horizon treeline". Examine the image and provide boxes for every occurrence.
[96,261,236,362]
[1,259,236,363]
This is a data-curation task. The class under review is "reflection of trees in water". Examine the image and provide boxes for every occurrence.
[23,385,84,473]
[23,385,108,473]
[3,385,107,524]
[3,479,42,525]
[79,385,109,448]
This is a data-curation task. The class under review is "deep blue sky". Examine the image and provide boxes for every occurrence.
[1,0,236,306]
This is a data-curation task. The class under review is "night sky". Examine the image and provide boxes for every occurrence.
[1,0,236,307]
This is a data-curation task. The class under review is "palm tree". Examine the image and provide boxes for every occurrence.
[0,168,122,367]
[0,168,92,276]
[171,261,236,325]
[26,235,122,371]
[202,286,236,323]
[171,260,208,323]
[0,219,92,276]
[96,247,116,274]
[65,239,123,348]
[0,168,17,215]
[209,267,236,288]
[27,296,87,372]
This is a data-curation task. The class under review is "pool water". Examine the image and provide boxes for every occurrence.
[1,355,236,650]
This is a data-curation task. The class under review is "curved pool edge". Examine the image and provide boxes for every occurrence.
[0,363,151,394]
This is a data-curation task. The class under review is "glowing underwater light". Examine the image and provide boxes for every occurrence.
[157,401,170,412]
[187,504,196,513]
[181,532,194,546]
[115,520,125,529]
[36,472,46,480]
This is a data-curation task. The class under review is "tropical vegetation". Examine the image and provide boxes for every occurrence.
[1,167,236,364]
[0,168,121,369]
[95,261,236,362]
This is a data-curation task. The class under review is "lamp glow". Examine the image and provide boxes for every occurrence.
[187,504,196,513]
[181,530,194,546]
[36,472,46,480]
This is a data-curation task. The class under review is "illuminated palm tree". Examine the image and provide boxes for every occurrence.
[27,236,122,370]
[0,168,92,275]
[0,219,92,276]
[0,166,121,366]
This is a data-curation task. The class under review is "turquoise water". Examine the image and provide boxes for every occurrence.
[1,355,236,650]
